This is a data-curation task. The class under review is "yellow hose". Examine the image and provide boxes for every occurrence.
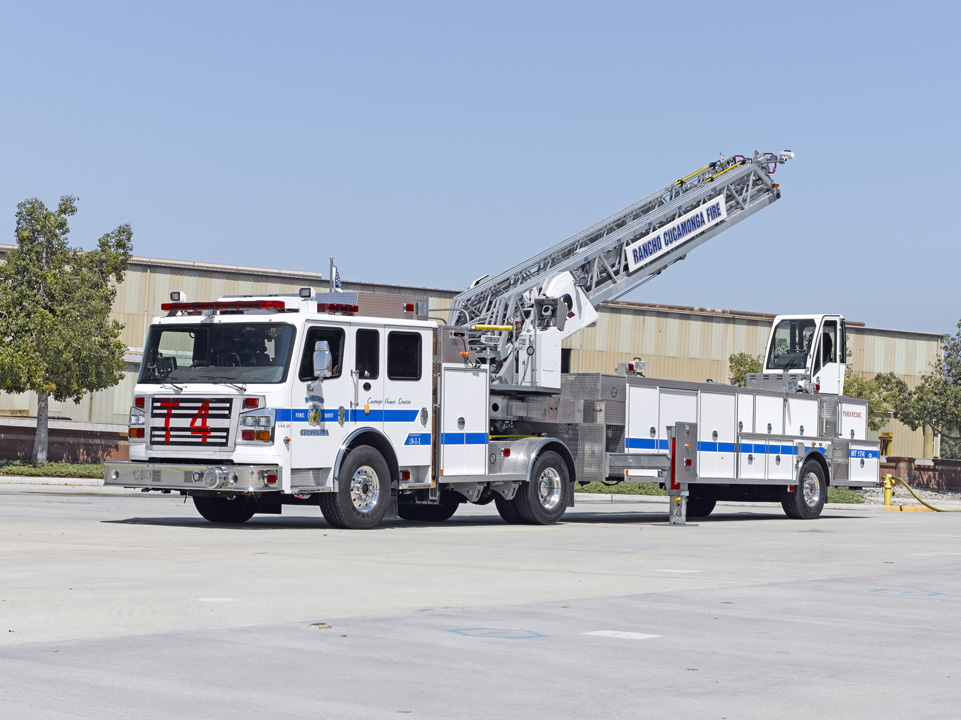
[706,160,745,182]
[674,164,712,186]
[886,475,961,512]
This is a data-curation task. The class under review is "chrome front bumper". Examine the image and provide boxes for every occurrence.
[104,462,282,492]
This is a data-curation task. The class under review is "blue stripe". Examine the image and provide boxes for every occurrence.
[442,433,487,445]
[696,442,738,453]
[807,446,827,456]
[738,444,796,456]
[850,449,879,459]
[276,408,419,423]
[625,438,670,451]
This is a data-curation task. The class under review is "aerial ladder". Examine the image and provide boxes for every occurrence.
[448,151,794,390]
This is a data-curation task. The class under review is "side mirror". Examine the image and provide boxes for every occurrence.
[312,340,333,379]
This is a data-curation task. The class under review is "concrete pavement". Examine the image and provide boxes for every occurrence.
[1,484,960,718]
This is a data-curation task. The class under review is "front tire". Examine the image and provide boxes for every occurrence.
[780,460,827,519]
[513,451,571,525]
[320,446,390,529]
[192,494,257,524]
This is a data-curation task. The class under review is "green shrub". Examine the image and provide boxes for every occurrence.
[0,461,104,479]
[827,486,864,504]
[576,481,666,496]
[576,481,864,504]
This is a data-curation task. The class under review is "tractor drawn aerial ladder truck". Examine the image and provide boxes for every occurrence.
[105,150,881,528]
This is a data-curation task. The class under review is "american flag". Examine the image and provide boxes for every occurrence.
[334,266,343,292]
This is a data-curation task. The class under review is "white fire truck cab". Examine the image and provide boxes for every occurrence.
[112,291,443,529]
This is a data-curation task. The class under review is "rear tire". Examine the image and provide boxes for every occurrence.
[513,451,571,525]
[686,490,717,518]
[398,492,460,522]
[780,460,826,519]
[319,446,390,529]
[192,494,257,524]
[494,493,524,524]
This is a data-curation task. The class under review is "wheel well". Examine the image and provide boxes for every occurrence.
[535,440,576,484]
[343,431,400,486]
[801,451,830,485]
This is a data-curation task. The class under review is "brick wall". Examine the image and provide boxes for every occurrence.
[880,456,961,491]
[0,424,128,463]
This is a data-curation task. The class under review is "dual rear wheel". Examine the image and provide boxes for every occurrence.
[495,451,571,525]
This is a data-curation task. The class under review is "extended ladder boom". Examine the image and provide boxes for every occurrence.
[447,150,793,389]
[449,151,792,330]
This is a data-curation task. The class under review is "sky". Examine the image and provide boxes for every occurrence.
[1,0,957,335]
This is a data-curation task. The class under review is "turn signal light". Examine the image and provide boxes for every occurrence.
[128,428,145,439]
[265,473,277,485]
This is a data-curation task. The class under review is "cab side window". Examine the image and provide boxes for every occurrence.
[356,329,380,379]
[298,326,345,381]
[813,320,838,375]
[822,321,837,365]
[387,332,421,380]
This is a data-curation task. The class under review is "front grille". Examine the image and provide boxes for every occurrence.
[149,397,233,448]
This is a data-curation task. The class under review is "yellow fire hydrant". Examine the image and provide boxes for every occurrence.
[883,474,895,506]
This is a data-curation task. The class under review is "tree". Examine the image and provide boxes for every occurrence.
[0,196,132,463]
[728,352,762,387]
[844,369,908,432]
[893,321,961,458]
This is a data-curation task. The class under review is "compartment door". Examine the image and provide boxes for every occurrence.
[849,443,881,486]
[755,395,784,436]
[786,396,819,439]
[839,401,868,441]
[659,389,698,450]
[767,441,796,481]
[440,364,488,477]
[626,385,661,453]
[698,392,736,478]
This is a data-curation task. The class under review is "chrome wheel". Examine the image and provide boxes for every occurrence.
[349,465,380,512]
[802,471,822,508]
[536,467,562,510]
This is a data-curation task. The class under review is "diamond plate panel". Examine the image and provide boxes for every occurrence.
[820,396,838,439]
[746,373,794,392]
[832,438,850,482]
[574,423,607,482]
[314,291,429,320]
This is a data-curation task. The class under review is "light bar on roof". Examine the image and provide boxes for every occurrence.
[161,300,289,314]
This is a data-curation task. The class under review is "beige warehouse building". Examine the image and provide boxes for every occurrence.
[0,247,943,460]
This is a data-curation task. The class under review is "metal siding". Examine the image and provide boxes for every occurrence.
[0,247,945,456]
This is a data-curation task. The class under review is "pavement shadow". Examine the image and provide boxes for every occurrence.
[100,516,510,531]
[100,508,872,530]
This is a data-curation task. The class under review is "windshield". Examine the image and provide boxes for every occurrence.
[140,323,296,384]
[765,318,816,371]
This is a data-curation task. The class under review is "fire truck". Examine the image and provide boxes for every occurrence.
[105,151,881,528]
